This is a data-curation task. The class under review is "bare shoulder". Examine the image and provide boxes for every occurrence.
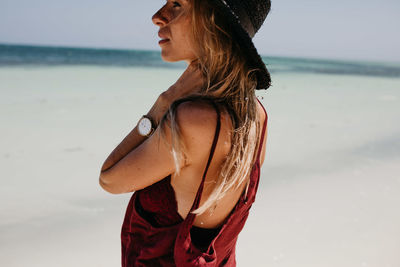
[256,98,267,119]
[175,99,220,129]
[173,99,231,165]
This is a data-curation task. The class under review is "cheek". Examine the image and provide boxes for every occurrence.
[179,20,194,46]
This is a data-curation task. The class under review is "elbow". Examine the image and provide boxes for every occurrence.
[99,173,126,194]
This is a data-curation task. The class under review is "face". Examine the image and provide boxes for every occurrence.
[152,0,197,64]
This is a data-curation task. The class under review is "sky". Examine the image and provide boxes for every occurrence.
[0,0,399,63]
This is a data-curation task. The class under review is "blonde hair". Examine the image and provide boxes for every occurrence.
[158,0,263,215]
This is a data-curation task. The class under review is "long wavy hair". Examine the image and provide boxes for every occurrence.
[158,0,266,215]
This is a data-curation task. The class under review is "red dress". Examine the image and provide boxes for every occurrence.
[121,97,268,266]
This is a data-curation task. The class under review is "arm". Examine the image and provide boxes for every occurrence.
[100,60,204,173]
[99,60,207,193]
[98,100,217,194]
[99,92,171,173]
[99,110,180,194]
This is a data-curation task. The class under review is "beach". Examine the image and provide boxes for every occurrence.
[1,58,400,266]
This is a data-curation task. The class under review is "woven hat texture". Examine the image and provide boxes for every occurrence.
[210,0,272,89]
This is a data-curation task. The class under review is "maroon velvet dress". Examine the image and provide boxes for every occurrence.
[121,98,268,266]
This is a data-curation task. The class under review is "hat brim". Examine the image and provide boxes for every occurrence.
[209,0,271,90]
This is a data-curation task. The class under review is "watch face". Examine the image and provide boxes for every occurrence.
[138,117,152,136]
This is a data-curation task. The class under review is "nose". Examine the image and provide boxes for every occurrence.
[152,8,168,27]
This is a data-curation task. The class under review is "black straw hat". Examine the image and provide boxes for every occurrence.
[210,0,272,90]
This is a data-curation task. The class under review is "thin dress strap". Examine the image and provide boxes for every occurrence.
[242,97,268,200]
[188,100,221,213]
[255,97,268,163]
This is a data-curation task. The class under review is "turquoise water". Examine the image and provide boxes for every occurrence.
[1,43,399,78]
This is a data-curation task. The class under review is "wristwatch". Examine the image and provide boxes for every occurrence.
[137,115,155,137]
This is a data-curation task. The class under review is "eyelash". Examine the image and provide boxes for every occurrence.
[172,1,181,7]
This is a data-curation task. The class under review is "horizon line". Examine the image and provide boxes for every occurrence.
[0,42,399,66]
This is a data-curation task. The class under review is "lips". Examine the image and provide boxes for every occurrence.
[158,32,170,41]
[159,39,170,45]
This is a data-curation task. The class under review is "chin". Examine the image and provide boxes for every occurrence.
[161,50,193,64]
[160,52,181,63]
[161,56,177,63]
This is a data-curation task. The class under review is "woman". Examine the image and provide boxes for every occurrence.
[99,0,271,265]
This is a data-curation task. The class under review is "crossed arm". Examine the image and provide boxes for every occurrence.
[100,93,168,173]
[99,92,173,193]
[99,97,218,194]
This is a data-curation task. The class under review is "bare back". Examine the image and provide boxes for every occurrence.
[170,99,268,229]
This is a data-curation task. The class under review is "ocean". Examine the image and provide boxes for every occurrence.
[1,43,400,78]
[1,43,399,267]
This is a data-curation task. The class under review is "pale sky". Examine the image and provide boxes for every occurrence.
[1,0,399,62]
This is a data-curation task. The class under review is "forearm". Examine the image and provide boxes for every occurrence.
[100,92,172,172]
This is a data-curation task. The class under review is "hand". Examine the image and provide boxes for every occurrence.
[163,59,206,102]
[146,59,206,126]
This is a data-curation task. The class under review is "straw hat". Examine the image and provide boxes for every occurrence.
[210,0,272,90]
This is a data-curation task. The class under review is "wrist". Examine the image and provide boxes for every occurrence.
[159,87,176,103]
[146,92,172,126]
[136,115,155,137]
